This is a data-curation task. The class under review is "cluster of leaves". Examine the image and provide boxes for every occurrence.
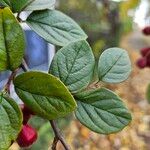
[0,0,132,149]
[58,0,122,59]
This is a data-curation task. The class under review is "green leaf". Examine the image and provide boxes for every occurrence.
[50,40,95,93]
[146,84,150,103]
[26,10,87,46]
[75,88,132,134]
[0,93,22,150]
[0,0,11,7]
[14,71,77,120]
[98,48,131,83]
[0,7,25,71]
[11,0,56,12]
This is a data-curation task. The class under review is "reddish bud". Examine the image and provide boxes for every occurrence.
[136,57,147,69]
[17,124,38,147]
[20,104,34,124]
[23,113,31,125]
[142,26,150,35]
[140,47,150,57]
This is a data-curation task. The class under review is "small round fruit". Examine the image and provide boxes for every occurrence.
[146,53,150,67]
[142,26,150,35]
[17,124,38,147]
[140,47,150,57]
[136,57,147,69]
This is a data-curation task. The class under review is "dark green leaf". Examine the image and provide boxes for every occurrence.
[75,88,132,134]
[50,40,95,93]
[0,7,25,71]
[11,0,56,12]
[0,93,22,150]
[14,71,77,120]
[0,0,11,7]
[26,10,87,46]
[98,48,131,83]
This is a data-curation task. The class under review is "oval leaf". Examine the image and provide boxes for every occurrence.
[0,7,25,71]
[14,71,77,120]
[50,40,95,93]
[98,48,131,83]
[11,0,56,12]
[75,88,132,134]
[0,94,22,150]
[26,10,87,46]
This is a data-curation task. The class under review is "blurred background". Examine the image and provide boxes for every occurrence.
[3,0,150,149]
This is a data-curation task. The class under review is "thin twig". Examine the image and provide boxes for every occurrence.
[51,137,59,150]
[20,59,29,72]
[4,69,19,94]
[50,120,70,150]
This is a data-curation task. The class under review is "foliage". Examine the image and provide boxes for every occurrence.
[0,1,132,149]
[0,93,22,150]
[58,0,122,59]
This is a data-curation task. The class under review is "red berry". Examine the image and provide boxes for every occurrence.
[17,124,38,147]
[146,53,150,67]
[136,57,147,69]
[140,47,150,57]
[142,26,150,35]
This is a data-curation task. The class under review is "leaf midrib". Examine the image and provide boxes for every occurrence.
[100,51,124,80]
[77,100,130,120]
[63,43,83,83]
[15,86,60,99]
[1,10,10,69]
[28,19,80,39]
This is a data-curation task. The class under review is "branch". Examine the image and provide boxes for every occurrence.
[4,59,29,94]
[4,69,19,94]
[50,120,70,150]
[21,60,70,150]
[51,137,59,150]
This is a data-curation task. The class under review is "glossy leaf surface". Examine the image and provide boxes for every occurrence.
[0,7,25,71]
[14,71,77,120]
[0,94,22,150]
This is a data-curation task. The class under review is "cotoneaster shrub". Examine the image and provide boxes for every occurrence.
[0,1,132,149]
[136,26,150,103]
